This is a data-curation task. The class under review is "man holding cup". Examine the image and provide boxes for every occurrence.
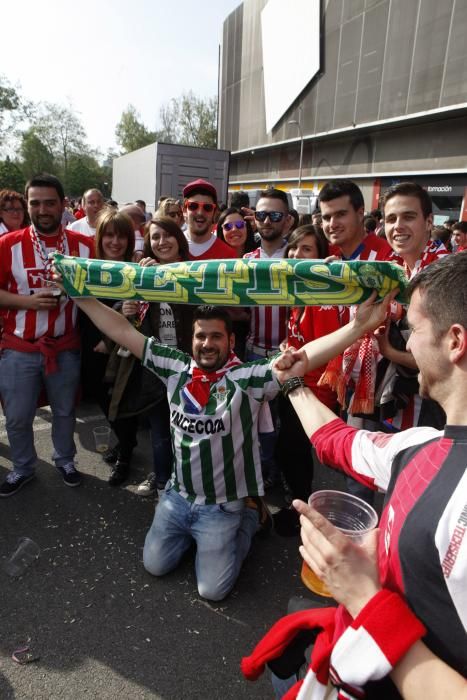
[243,254,467,698]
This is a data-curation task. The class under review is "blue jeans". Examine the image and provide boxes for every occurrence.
[147,399,173,487]
[0,348,80,476]
[143,487,259,601]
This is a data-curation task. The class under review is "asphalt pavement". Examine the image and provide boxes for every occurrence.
[0,401,349,700]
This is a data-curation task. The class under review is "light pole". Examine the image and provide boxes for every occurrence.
[288,113,304,189]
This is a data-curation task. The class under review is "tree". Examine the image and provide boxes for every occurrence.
[115,105,157,153]
[66,151,108,197]
[160,92,218,148]
[20,128,56,179]
[0,157,26,191]
[0,75,24,150]
[30,103,87,185]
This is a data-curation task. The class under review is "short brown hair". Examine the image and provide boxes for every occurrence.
[407,253,467,339]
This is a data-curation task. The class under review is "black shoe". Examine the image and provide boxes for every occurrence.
[103,445,120,464]
[108,461,130,487]
[56,463,82,487]
[0,472,35,497]
[273,507,301,537]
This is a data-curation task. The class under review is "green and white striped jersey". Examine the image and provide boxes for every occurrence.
[142,337,280,505]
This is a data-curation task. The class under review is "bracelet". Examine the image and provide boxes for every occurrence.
[281,376,305,398]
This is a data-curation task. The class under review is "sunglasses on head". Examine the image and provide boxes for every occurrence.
[254,210,285,223]
[222,220,246,231]
[186,200,215,213]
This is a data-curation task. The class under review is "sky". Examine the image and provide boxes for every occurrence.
[1,0,241,157]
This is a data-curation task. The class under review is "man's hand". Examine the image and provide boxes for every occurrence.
[273,347,308,383]
[293,499,381,618]
[28,290,60,311]
[352,289,399,336]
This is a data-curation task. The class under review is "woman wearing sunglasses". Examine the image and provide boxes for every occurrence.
[214,207,257,359]
[216,207,257,257]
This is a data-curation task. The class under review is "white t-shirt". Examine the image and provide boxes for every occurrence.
[158,303,177,346]
[68,218,95,237]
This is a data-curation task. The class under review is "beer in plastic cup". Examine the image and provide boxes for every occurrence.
[93,425,111,453]
[300,490,378,597]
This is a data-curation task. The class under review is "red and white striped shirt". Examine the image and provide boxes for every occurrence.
[0,226,94,341]
[244,243,288,352]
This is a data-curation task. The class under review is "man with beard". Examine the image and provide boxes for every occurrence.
[243,188,292,488]
[182,179,237,260]
[0,173,94,497]
[64,301,276,601]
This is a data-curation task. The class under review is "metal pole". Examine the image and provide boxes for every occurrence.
[298,133,304,190]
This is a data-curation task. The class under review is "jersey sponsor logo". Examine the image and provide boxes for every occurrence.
[171,409,226,436]
[27,269,46,289]
[441,501,467,578]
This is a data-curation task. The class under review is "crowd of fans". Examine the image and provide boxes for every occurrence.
[0,174,465,698]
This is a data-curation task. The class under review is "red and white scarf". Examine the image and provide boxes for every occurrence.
[318,302,404,415]
[182,352,241,414]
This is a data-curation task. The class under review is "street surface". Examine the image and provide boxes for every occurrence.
[0,401,349,699]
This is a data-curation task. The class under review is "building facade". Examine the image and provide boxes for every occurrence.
[219,0,467,219]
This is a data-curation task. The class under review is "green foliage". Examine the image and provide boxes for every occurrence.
[0,75,22,146]
[116,93,218,153]
[162,92,218,148]
[20,128,56,179]
[115,105,157,153]
[0,157,26,192]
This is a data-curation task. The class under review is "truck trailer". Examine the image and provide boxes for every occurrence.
[112,142,231,213]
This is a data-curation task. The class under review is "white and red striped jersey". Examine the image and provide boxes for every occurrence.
[0,226,94,341]
[244,243,288,352]
[311,418,467,683]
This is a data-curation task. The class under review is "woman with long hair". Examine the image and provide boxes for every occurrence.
[216,206,256,257]
[122,216,195,496]
[274,225,341,535]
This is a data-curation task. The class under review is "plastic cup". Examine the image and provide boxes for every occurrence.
[93,425,111,453]
[4,537,40,577]
[300,490,378,597]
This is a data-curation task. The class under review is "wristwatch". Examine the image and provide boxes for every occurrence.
[281,376,305,398]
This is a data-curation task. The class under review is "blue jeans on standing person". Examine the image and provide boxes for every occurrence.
[143,486,259,601]
[0,348,80,476]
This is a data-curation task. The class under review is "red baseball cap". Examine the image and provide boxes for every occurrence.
[182,178,218,204]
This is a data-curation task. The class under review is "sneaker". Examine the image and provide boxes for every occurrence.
[56,463,81,487]
[108,461,130,487]
[246,496,273,538]
[0,472,35,498]
[136,473,158,497]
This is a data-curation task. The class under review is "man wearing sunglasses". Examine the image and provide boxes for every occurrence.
[244,188,292,489]
[182,179,237,261]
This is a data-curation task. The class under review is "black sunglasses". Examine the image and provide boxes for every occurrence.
[254,210,285,223]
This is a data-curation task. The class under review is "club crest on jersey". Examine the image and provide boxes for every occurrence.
[212,386,230,402]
